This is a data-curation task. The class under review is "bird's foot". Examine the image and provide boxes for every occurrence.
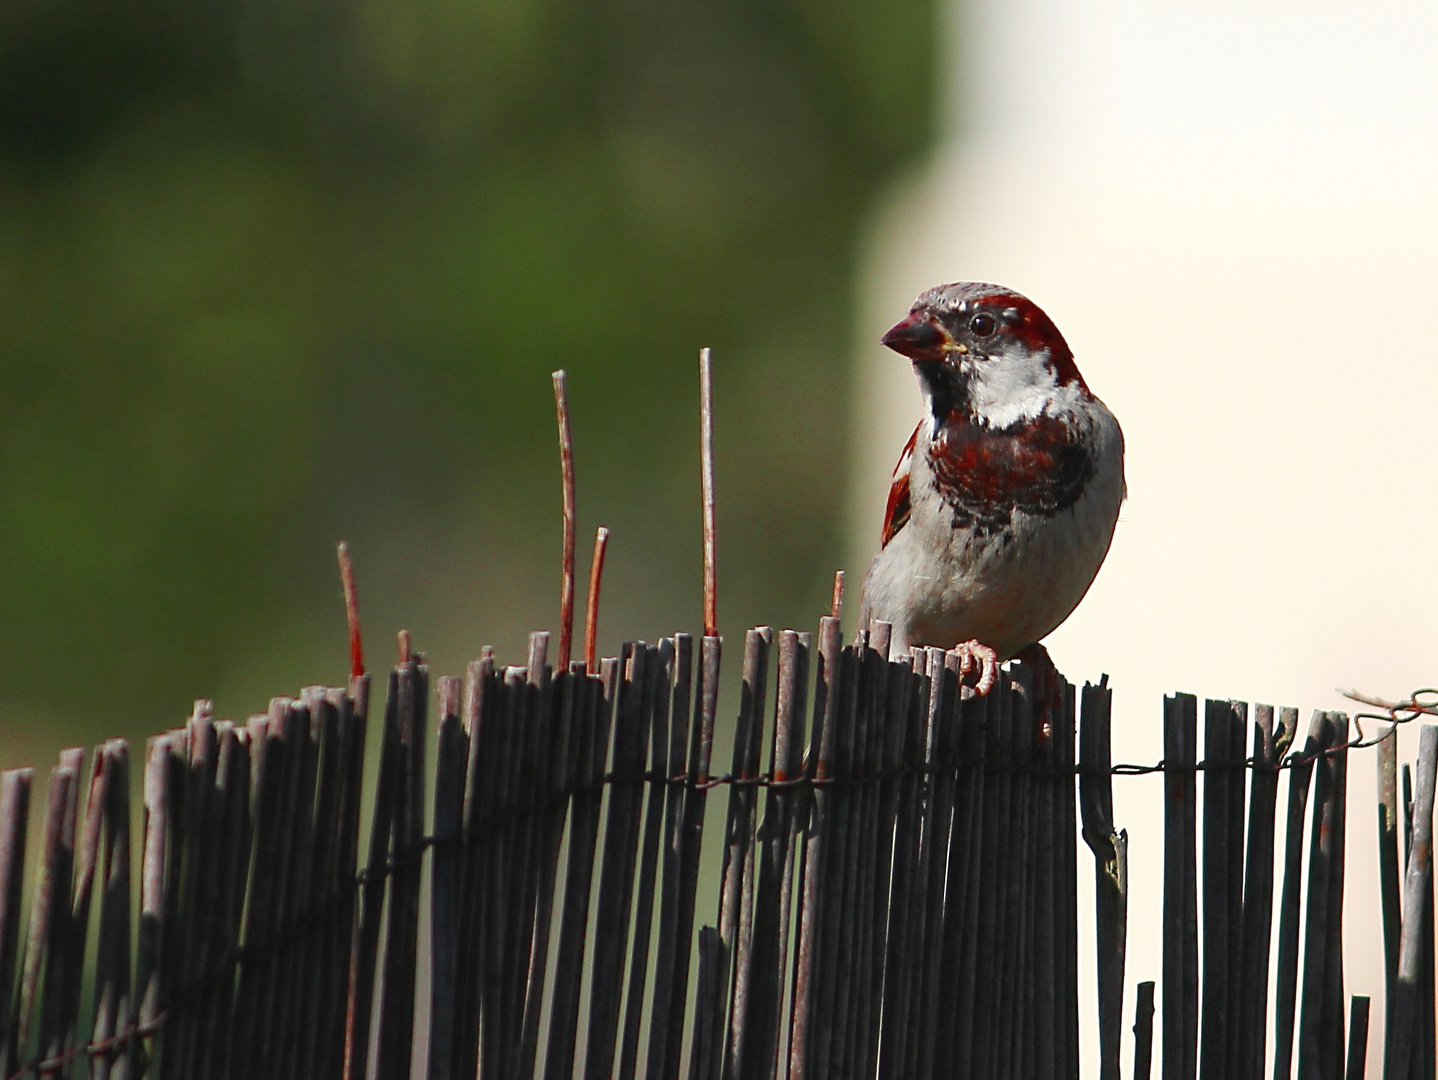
[1013,642,1064,743]
[953,639,1000,697]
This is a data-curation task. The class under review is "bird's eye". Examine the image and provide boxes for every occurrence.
[968,312,997,337]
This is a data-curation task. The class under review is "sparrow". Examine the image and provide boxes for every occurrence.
[858,282,1125,695]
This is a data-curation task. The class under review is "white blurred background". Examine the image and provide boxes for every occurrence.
[849,0,1438,1074]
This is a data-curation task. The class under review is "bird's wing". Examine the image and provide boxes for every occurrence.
[880,423,920,548]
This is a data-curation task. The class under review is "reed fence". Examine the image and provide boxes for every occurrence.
[0,617,1431,1080]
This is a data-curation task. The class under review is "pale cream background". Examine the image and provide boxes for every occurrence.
[850,1,1438,1074]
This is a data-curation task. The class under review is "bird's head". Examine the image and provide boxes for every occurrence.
[881,282,1088,428]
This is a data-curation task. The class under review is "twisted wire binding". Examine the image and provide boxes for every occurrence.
[9,685,1434,1080]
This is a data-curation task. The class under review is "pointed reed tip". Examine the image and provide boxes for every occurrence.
[336,540,364,679]
[584,525,610,671]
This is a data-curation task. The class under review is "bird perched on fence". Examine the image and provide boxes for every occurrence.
[859,282,1125,697]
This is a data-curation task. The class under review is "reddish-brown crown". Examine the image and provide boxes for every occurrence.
[884,282,1088,392]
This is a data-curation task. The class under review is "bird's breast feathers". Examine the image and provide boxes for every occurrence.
[881,404,1118,550]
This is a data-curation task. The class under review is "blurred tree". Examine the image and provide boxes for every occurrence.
[0,0,935,736]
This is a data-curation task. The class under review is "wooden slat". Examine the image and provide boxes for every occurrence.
[1134,980,1157,1080]
[428,676,468,1080]
[874,643,921,1073]
[585,642,658,1079]
[376,657,429,1080]
[136,735,178,1079]
[1234,706,1292,1080]
[1162,694,1198,1080]
[854,632,893,1080]
[1057,679,1081,1080]
[734,630,807,1080]
[1272,711,1322,1080]
[542,659,615,1080]
[344,677,401,1080]
[454,656,496,1080]
[643,633,695,1080]
[258,698,308,1080]
[617,640,677,1080]
[654,635,719,1080]
[503,635,550,1079]
[519,652,574,1080]
[91,745,131,1080]
[22,753,80,1076]
[788,619,838,1080]
[995,668,1030,1080]
[1297,711,1340,1080]
[1377,726,1401,1070]
[1386,724,1437,1080]
[1321,715,1351,1080]
[290,690,339,1080]
[940,676,988,1079]
[914,648,962,1080]
[714,629,770,1080]
[62,743,110,1075]
[1199,699,1241,1080]
[1080,677,1125,1080]
[326,676,368,1080]
[1346,995,1370,1080]
[200,723,253,1080]
[0,768,33,1077]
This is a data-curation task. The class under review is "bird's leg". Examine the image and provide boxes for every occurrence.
[1012,642,1064,743]
[953,639,1000,697]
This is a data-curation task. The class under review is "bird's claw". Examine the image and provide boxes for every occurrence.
[953,639,1000,697]
[1013,642,1063,743]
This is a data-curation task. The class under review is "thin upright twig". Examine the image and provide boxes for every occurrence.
[831,571,845,620]
[337,541,364,679]
[699,347,717,639]
[553,370,578,667]
[398,629,412,666]
[584,527,610,672]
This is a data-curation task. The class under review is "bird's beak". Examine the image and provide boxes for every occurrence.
[881,311,953,361]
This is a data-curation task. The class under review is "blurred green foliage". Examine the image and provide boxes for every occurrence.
[0,0,935,739]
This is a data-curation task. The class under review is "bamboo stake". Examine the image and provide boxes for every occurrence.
[663,636,720,1080]
[618,641,677,1080]
[644,634,695,1080]
[699,347,717,638]
[1162,694,1198,1080]
[1134,980,1157,1080]
[543,661,613,1080]
[1386,724,1437,1080]
[0,769,32,1077]
[428,677,467,1080]
[789,617,839,1080]
[1200,699,1242,1080]
[1378,727,1401,1057]
[1237,705,1294,1079]
[553,370,578,667]
[1081,678,1125,1080]
[337,541,364,679]
[1272,712,1321,1080]
[91,745,131,1080]
[584,527,610,671]
[1346,995,1370,1080]
[1298,711,1339,1080]
[717,629,772,1080]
